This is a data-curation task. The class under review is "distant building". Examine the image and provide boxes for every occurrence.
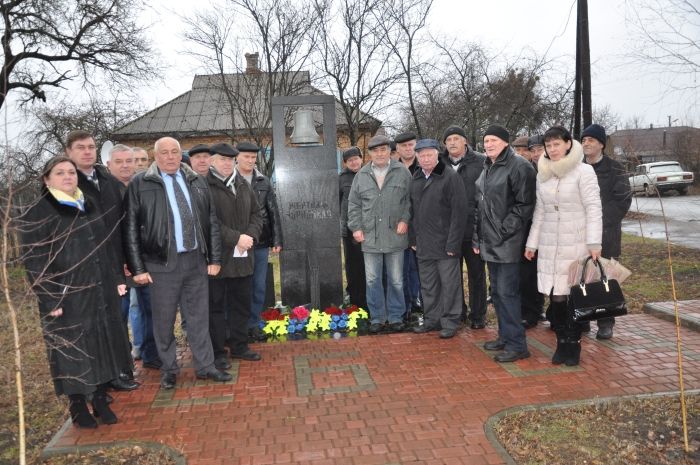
[112,53,381,165]
[609,125,700,173]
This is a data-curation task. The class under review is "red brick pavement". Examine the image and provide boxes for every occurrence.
[44,314,700,464]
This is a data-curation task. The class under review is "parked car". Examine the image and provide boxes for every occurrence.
[629,161,694,196]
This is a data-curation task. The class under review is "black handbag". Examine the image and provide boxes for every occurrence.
[568,257,627,322]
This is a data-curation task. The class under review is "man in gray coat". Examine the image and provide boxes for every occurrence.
[348,135,412,334]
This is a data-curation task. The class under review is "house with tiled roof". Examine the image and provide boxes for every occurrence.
[112,53,382,163]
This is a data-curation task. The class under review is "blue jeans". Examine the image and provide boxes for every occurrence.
[364,251,404,324]
[403,248,421,312]
[120,286,156,361]
[487,262,528,353]
[249,246,270,329]
[129,289,143,350]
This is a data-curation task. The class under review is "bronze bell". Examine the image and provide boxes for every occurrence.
[290,109,321,144]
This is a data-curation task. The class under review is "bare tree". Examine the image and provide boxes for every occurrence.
[0,0,154,110]
[312,0,395,145]
[183,0,319,176]
[378,0,434,138]
[592,104,621,133]
[625,0,700,90]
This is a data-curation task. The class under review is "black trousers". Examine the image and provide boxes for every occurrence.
[209,275,252,359]
[520,254,544,324]
[343,234,367,308]
[460,241,487,323]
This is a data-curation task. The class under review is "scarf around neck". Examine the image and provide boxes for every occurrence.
[48,187,85,212]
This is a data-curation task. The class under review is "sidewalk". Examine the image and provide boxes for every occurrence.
[43,309,700,465]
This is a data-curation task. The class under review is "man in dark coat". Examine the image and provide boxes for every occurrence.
[440,125,487,329]
[339,146,367,308]
[208,143,263,366]
[519,135,546,328]
[473,125,536,362]
[582,124,632,339]
[410,139,467,339]
[236,142,284,342]
[394,132,422,318]
[124,137,230,390]
[65,130,138,391]
[106,144,160,370]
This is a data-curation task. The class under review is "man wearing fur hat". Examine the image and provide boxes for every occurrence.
[440,125,488,330]
[581,124,632,340]
[473,125,536,362]
[339,147,367,309]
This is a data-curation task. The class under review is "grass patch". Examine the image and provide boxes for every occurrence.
[620,233,700,313]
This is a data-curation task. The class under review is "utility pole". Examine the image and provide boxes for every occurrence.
[574,0,592,138]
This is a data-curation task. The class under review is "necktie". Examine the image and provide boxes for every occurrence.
[170,174,196,250]
[87,173,100,191]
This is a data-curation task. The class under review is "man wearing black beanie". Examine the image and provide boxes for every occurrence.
[581,124,631,340]
[473,125,536,362]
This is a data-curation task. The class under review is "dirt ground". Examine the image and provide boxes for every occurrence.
[495,395,700,465]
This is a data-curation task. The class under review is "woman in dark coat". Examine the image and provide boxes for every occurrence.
[20,156,131,428]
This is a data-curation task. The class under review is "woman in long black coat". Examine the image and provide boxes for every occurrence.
[20,156,131,428]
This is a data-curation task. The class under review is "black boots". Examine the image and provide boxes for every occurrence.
[69,394,97,429]
[91,384,118,424]
[549,299,582,366]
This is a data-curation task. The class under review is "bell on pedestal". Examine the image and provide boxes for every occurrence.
[290,109,321,144]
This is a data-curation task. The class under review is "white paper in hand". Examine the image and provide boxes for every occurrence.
[233,247,248,258]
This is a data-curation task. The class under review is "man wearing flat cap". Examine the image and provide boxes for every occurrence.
[188,144,212,177]
[207,142,263,364]
[473,125,536,363]
[410,139,467,338]
[235,142,283,342]
[394,131,422,319]
[512,136,531,160]
[348,134,412,333]
[581,124,631,340]
[440,125,488,330]
[339,147,367,309]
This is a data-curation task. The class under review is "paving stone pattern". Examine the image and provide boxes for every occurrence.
[45,314,700,465]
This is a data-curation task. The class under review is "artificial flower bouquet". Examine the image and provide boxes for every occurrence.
[259,304,369,339]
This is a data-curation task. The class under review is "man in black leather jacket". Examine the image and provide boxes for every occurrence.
[124,137,229,390]
[473,125,536,363]
[235,142,283,341]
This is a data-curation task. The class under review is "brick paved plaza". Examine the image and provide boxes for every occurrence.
[43,311,700,465]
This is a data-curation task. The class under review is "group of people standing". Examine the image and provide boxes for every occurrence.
[339,122,631,366]
[21,121,630,430]
[20,132,282,429]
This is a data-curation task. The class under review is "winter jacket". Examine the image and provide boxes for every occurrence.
[473,146,536,263]
[207,170,263,278]
[586,155,631,258]
[339,167,358,237]
[440,146,486,243]
[20,190,131,396]
[249,168,283,248]
[124,162,222,275]
[347,160,412,253]
[525,140,603,295]
[77,164,125,265]
[409,160,467,259]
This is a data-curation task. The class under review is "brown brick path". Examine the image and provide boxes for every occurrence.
[44,314,700,464]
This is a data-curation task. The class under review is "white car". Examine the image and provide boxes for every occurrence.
[629,161,694,196]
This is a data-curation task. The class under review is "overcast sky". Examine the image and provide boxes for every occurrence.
[2,0,698,141]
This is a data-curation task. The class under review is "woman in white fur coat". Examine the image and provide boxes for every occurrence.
[524,126,602,366]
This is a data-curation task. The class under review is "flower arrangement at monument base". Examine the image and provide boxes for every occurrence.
[259,304,369,340]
